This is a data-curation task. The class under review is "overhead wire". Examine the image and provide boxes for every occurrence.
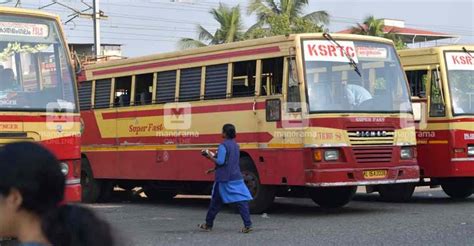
[3,1,471,47]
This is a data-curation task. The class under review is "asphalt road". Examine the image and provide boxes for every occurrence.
[90,188,474,246]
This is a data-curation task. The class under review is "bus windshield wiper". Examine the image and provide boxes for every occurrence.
[462,47,474,58]
[323,32,361,77]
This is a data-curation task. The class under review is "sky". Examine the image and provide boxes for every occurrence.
[2,0,473,57]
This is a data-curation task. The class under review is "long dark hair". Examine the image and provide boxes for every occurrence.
[222,123,236,139]
[0,142,114,246]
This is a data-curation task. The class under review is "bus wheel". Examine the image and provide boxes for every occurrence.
[441,179,474,199]
[309,186,356,209]
[81,157,101,203]
[240,156,275,214]
[378,183,415,202]
[143,186,177,201]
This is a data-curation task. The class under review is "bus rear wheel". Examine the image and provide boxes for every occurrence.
[441,178,474,199]
[81,157,101,203]
[81,157,114,203]
[378,183,415,202]
[240,156,275,214]
[309,186,356,209]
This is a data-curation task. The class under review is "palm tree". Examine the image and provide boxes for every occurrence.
[351,15,406,49]
[179,4,244,49]
[350,16,385,36]
[247,0,329,34]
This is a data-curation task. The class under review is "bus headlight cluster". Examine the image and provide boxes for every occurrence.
[324,150,340,161]
[400,147,413,160]
[60,162,69,176]
[468,146,474,156]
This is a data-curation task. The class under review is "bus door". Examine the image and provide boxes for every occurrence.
[425,65,450,176]
[258,56,305,184]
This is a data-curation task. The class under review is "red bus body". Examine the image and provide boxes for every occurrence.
[0,8,82,202]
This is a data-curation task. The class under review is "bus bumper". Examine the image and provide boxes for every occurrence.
[449,158,474,176]
[64,181,82,202]
[305,165,420,187]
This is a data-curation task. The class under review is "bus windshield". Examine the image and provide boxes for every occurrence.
[302,40,411,113]
[0,15,76,111]
[445,51,474,115]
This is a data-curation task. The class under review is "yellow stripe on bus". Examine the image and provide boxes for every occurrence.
[428,140,449,144]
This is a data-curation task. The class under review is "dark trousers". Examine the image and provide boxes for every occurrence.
[205,183,252,227]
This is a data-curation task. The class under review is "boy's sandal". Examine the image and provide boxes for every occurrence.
[240,226,253,233]
[198,223,212,231]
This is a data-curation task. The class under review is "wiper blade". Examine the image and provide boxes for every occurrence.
[323,32,361,77]
[462,47,474,58]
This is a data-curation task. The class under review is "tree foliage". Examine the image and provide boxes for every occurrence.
[247,0,329,38]
[351,15,407,50]
[179,4,245,49]
[179,0,331,49]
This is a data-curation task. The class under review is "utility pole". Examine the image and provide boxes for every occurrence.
[93,0,101,58]
[39,0,107,60]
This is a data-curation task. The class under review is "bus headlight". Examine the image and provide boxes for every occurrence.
[324,150,339,161]
[468,146,474,156]
[401,147,413,159]
[60,162,69,176]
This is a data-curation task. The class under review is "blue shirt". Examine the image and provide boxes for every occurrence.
[215,144,227,165]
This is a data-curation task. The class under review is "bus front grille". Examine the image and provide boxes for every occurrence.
[347,129,395,146]
[353,146,393,163]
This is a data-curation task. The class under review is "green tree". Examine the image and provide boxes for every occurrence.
[179,4,244,49]
[247,0,329,38]
[351,15,407,49]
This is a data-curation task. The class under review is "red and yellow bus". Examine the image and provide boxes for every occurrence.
[398,45,474,199]
[78,33,418,213]
[0,8,81,202]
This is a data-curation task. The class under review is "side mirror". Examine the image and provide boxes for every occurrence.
[266,99,281,122]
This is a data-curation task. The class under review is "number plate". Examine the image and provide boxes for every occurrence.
[363,170,387,179]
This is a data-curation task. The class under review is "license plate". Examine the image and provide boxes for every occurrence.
[363,170,387,179]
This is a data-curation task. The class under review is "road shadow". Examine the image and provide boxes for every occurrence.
[266,197,388,217]
[353,192,474,205]
[103,190,388,217]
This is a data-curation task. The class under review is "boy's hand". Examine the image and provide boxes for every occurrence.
[205,168,215,174]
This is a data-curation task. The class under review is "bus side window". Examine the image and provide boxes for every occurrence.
[156,70,177,104]
[405,70,428,97]
[429,70,445,117]
[94,79,112,109]
[204,64,227,100]
[179,67,201,102]
[134,74,153,105]
[287,57,301,112]
[261,57,283,96]
[78,81,93,110]
[232,60,256,97]
[114,76,132,107]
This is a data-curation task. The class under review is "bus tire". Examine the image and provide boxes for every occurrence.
[240,156,275,214]
[81,157,101,203]
[143,186,177,201]
[309,186,356,209]
[441,179,474,199]
[378,183,415,202]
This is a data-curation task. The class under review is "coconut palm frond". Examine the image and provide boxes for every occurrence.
[303,10,330,25]
[178,38,208,50]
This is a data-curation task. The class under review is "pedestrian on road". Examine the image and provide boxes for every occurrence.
[199,123,253,233]
[0,142,115,246]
